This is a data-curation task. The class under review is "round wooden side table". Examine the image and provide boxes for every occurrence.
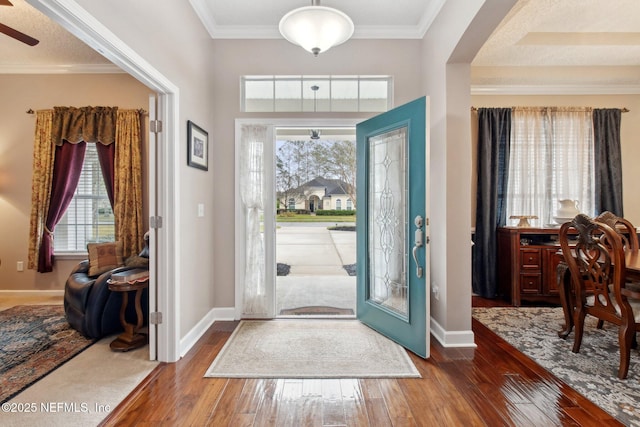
[107,271,149,352]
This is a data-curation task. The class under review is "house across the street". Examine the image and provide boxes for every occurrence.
[279,176,354,213]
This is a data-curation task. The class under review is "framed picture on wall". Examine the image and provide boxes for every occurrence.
[187,120,208,171]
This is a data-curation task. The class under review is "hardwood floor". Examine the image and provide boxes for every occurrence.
[101,298,621,426]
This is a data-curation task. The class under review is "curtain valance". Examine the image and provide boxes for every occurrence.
[51,106,118,146]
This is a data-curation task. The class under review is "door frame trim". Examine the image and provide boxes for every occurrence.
[30,0,181,362]
[234,118,361,320]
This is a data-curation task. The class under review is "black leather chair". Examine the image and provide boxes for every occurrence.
[64,238,149,339]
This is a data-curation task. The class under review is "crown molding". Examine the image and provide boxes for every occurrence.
[471,84,640,95]
[199,24,426,40]
[0,63,123,74]
[417,0,447,38]
[188,0,217,39]
[189,0,445,40]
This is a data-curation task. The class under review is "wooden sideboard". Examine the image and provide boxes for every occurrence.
[497,227,567,306]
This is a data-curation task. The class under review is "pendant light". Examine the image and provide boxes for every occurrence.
[279,0,354,57]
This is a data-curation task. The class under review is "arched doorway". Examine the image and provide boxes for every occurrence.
[308,195,321,213]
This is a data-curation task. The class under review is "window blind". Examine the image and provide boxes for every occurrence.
[54,143,114,253]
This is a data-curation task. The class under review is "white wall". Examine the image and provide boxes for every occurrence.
[210,38,424,307]
[37,0,611,356]
[68,0,217,340]
[209,0,515,346]
[421,0,517,344]
[60,0,517,350]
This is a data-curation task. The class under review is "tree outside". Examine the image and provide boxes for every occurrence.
[276,136,357,213]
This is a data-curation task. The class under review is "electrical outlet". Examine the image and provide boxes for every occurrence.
[17,261,24,272]
[197,203,205,217]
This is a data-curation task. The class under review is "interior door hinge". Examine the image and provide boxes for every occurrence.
[150,120,163,133]
[150,216,163,229]
[149,312,163,325]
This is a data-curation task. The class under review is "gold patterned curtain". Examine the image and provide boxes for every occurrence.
[27,107,144,270]
[27,110,55,270]
[114,110,144,257]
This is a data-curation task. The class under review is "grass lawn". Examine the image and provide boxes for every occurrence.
[276,214,356,223]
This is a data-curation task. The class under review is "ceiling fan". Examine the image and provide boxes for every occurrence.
[0,0,39,46]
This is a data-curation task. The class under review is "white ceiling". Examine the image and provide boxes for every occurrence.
[0,0,112,73]
[1,0,639,88]
[473,0,640,67]
[188,0,445,39]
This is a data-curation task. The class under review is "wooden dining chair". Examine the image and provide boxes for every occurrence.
[595,211,639,253]
[594,211,640,330]
[559,213,640,379]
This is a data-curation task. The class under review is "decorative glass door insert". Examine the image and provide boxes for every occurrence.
[368,127,408,318]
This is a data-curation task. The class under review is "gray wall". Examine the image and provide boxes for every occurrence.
[210,38,424,307]
[72,0,217,339]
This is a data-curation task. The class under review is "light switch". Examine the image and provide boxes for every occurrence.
[197,203,205,217]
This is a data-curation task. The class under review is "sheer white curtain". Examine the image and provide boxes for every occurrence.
[240,124,268,315]
[507,107,594,226]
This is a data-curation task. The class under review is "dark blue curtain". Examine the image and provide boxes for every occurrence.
[593,109,623,216]
[473,108,511,298]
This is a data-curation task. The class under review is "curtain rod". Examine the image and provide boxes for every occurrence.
[471,106,629,112]
[25,108,148,114]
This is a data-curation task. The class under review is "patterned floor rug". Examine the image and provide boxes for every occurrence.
[205,319,420,378]
[0,305,95,403]
[473,306,640,426]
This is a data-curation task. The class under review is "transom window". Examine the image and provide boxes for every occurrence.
[242,75,393,113]
[54,143,114,253]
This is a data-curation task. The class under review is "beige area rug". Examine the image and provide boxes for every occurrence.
[3,337,158,426]
[205,320,421,378]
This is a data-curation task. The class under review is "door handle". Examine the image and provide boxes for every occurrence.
[413,215,424,278]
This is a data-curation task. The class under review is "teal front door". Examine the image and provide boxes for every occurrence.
[356,97,430,358]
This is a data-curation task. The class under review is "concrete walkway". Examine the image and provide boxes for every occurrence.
[276,224,356,315]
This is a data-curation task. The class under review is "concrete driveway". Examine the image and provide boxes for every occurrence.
[276,223,356,315]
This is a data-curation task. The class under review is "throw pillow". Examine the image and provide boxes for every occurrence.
[87,241,124,277]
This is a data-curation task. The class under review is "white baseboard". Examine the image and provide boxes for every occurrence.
[179,306,236,357]
[0,289,64,297]
[430,316,477,348]
[178,309,476,357]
